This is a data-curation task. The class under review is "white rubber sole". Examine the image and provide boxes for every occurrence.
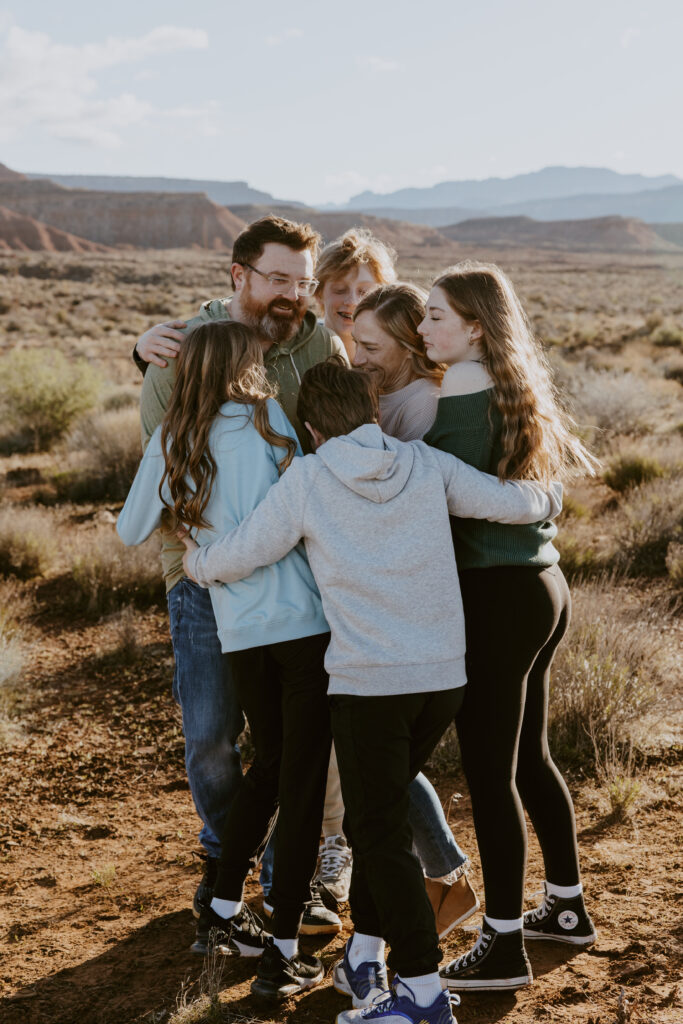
[217,938,265,957]
[443,974,532,991]
[251,968,324,1001]
[438,895,481,940]
[523,928,597,946]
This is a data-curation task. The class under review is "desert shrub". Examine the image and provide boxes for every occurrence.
[0,504,57,579]
[549,578,665,763]
[603,454,665,493]
[102,387,139,412]
[54,407,142,503]
[556,363,665,442]
[615,474,683,576]
[0,349,101,450]
[0,580,32,745]
[665,541,683,588]
[65,530,164,618]
[651,325,683,347]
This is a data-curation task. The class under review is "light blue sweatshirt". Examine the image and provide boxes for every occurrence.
[117,398,329,652]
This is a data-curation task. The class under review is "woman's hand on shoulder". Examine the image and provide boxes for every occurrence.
[440,362,493,398]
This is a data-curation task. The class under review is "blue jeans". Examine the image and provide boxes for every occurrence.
[168,578,244,858]
[259,773,467,898]
[409,772,467,878]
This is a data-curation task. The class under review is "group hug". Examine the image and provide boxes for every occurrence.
[117,215,598,1024]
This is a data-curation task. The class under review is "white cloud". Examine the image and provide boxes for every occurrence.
[266,28,303,46]
[356,56,401,73]
[620,27,640,49]
[0,24,213,149]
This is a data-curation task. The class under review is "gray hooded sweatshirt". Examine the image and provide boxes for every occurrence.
[187,424,562,698]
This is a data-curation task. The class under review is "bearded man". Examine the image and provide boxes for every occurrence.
[133,217,346,952]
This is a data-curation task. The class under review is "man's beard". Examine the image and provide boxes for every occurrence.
[240,285,307,345]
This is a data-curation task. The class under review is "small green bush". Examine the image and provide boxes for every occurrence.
[651,325,683,348]
[0,349,101,451]
[603,454,665,493]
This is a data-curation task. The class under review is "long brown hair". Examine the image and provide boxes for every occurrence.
[354,283,445,383]
[160,320,297,530]
[433,262,597,482]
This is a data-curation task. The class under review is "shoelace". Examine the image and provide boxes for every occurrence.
[318,836,351,881]
[361,983,460,1017]
[445,926,492,972]
[526,889,557,923]
[237,902,265,935]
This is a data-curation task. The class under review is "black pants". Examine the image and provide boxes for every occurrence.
[332,687,464,978]
[455,564,580,920]
[213,631,331,938]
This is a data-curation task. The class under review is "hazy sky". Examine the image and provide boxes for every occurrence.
[1,0,681,204]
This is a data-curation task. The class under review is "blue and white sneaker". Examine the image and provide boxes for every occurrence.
[336,981,459,1024]
[333,939,389,1008]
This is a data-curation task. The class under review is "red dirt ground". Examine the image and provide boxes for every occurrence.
[1,605,681,1024]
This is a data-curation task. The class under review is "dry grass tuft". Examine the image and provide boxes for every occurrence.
[0,579,33,745]
[64,528,164,618]
[0,504,58,579]
[549,577,669,763]
[52,406,143,503]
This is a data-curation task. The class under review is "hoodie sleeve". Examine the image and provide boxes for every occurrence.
[116,430,166,544]
[186,458,313,586]
[429,447,563,524]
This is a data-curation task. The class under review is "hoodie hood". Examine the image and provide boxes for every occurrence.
[196,299,320,355]
[316,424,414,503]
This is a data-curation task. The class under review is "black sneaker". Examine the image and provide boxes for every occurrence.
[251,938,324,1001]
[440,920,532,991]
[524,885,597,945]
[192,903,270,957]
[192,854,219,918]
[262,883,342,935]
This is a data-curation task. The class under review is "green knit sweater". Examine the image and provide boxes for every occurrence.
[423,389,559,571]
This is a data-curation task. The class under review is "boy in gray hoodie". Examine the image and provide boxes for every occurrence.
[180,360,561,1024]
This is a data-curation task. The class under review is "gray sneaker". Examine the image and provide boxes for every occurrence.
[315,834,352,910]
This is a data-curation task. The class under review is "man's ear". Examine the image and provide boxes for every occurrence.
[231,262,246,292]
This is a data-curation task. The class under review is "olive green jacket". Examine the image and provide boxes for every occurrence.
[138,298,346,592]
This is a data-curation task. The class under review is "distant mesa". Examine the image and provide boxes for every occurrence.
[25,172,291,209]
[0,178,246,249]
[0,205,111,253]
[0,162,27,183]
[440,215,681,253]
[231,204,447,251]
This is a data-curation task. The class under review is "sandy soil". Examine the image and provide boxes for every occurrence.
[1,600,681,1024]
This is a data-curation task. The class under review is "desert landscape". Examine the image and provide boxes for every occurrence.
[0,164,682,1024]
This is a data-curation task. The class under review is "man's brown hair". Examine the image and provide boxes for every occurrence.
[297,356,379,440]
[231,215,322,287]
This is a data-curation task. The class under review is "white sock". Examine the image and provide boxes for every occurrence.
[348,932,386,970]
[546,880,583,899]
[484,914,523,933]
[274,937,298,959]
[210,897,242,919]
[395,973,443,1007]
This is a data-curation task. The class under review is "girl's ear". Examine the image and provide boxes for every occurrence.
[469,320,483,344]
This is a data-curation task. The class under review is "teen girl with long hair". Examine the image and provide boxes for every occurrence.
[117,320,333,1001]
[417,261,598,993]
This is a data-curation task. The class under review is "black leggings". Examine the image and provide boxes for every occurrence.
[455,564,580,920]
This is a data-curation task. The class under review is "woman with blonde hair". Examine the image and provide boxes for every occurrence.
[417,262,598,993]
[315,228,397,359]
[117,320,333,1000]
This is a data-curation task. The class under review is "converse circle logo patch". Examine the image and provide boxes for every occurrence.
[558,910,579,930]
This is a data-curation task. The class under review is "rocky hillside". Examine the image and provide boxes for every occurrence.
[0,162,27,182]
[0,180,246,249]
[439,215,681,252]
[0,206,111,252]
[231,204,448,252]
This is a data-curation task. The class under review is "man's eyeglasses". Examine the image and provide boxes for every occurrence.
[241,262,319,297]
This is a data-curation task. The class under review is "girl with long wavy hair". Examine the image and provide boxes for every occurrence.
[118,320,333,1000]
[418,261,598,993]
